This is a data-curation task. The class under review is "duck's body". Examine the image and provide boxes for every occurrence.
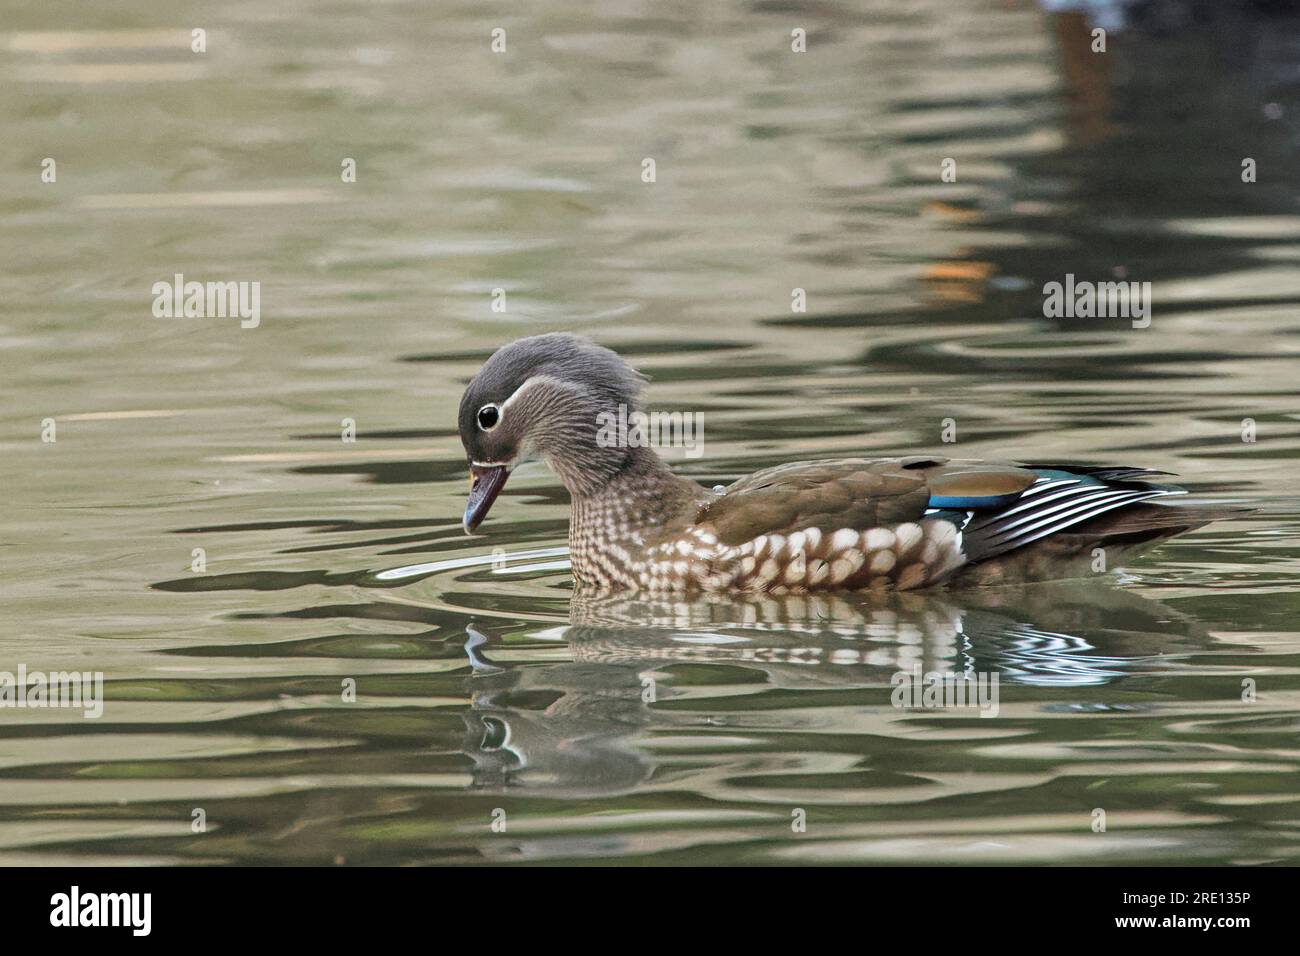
[457,334,1236,594]
[564,450,1219,593]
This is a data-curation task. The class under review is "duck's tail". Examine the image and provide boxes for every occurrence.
[950,465,1252,585]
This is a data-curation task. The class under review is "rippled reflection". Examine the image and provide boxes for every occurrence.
[446,583,1209,802]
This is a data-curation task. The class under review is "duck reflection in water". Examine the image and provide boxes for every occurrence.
[458,581,1208,796]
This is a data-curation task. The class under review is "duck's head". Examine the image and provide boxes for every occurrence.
[457,333,647,534]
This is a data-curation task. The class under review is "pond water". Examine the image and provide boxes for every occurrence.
[2,0,1299,864]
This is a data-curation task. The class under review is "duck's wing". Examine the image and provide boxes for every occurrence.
[696,456,1039,546]
[956,464,1188,562]
[697,456,1202,557]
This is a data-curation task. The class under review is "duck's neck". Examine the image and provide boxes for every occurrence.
[568,446,708,589]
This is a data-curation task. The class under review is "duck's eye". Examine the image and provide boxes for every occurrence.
[476,404,501,431]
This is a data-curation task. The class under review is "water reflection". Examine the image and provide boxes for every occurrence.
[449,582,1207,799]
[461,624,654,796]
[780,4,1300,341]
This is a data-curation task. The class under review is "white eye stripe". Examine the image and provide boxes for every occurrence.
[476,374,565,432]
[499,374,558,413]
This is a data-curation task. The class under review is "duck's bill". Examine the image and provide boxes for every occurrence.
[463,465,510,534]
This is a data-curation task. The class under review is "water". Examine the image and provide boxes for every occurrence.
[2,0,1300,865]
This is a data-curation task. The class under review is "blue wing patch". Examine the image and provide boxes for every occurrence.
[928,492,1023,510]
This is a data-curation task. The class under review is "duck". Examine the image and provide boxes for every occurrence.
[457,333,1236,593]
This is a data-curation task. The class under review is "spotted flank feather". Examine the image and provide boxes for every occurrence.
[612,461,1224,594]
[562,458,1234,593]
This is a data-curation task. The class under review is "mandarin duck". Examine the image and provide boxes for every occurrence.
[457,334,1235,593]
